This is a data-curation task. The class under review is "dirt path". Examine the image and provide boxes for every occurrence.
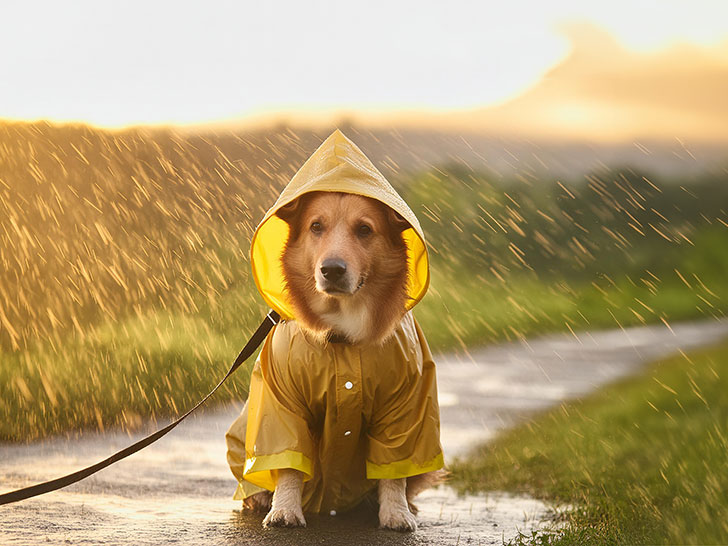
[2,319,727,545]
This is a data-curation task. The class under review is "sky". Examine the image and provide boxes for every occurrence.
[1,0,727,132]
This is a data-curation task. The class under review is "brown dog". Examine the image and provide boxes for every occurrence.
[226,130,443,532]
[232,191,443,531]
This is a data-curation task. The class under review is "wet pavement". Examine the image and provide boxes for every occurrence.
[2,319,727,545]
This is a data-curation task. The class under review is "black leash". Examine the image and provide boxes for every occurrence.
[0,309,280,506]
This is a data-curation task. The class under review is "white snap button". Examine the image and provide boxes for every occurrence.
[344,430,351,436]
[344,381,353,390]
[330,510,337,516]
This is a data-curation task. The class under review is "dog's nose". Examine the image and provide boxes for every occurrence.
[320,259,347,281]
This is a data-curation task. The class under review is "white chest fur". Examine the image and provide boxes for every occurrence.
[320,298,370,343]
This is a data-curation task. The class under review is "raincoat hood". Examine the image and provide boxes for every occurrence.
[250,129,429,320]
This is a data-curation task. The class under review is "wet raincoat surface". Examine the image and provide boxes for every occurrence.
[225,129,443,513]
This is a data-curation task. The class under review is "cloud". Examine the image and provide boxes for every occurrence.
[258,22,728,143]
[446,22,728,142]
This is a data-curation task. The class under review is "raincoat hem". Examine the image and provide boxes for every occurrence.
[366,452,445,480]
[243,450,313,491]
[232,480,266,500]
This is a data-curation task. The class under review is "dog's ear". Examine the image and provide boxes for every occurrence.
[276,195,307,224]
[384,207,410,248]
[385,207,410,233]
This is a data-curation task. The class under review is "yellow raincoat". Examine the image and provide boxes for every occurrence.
[225,129,443,513]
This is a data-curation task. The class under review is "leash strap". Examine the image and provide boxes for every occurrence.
[0,309,280,506]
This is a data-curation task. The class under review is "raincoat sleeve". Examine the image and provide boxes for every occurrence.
[225,402,267,500]
[365,316,444,479]
[241,323,316,492]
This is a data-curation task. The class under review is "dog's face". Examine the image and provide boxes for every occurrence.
[280,192,403,297]
[276,191,410,343]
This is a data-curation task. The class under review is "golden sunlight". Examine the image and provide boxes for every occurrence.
[0,0,726,140]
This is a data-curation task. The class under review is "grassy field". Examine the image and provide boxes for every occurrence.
[420,227,728,351]
[0,121,726,441]
[450,339,728,545]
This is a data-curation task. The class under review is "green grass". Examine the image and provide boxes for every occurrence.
[450,339,728,545]
[0,260,267,441]
[0,306,253,440]
[1,217,726,441]
[4,254,723,442]
[0,122,726,441]
[417,226,728,352]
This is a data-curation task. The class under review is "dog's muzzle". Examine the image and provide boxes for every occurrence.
[320,258,347,283]
[317,258,365,295]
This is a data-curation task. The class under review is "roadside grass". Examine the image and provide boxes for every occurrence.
[1,130,726,443]
[0,280,263,441]
[418,227,728,352]
[450,339,728,545]
[2,253,724,441]
[1,221,726,441]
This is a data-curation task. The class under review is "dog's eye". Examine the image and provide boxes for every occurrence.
[310,222,322,234]
[357,224,372,238]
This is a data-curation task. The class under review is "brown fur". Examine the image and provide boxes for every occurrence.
[406,469,449,514]
[277,191,410,345]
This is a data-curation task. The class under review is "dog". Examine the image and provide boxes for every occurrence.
[226,131,446,531]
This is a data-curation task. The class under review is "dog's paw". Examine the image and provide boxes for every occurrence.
[262,506,306,528]
[243,491,273,513]
[379,505,417,532]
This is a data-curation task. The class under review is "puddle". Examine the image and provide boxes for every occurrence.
[0,485,554,545]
